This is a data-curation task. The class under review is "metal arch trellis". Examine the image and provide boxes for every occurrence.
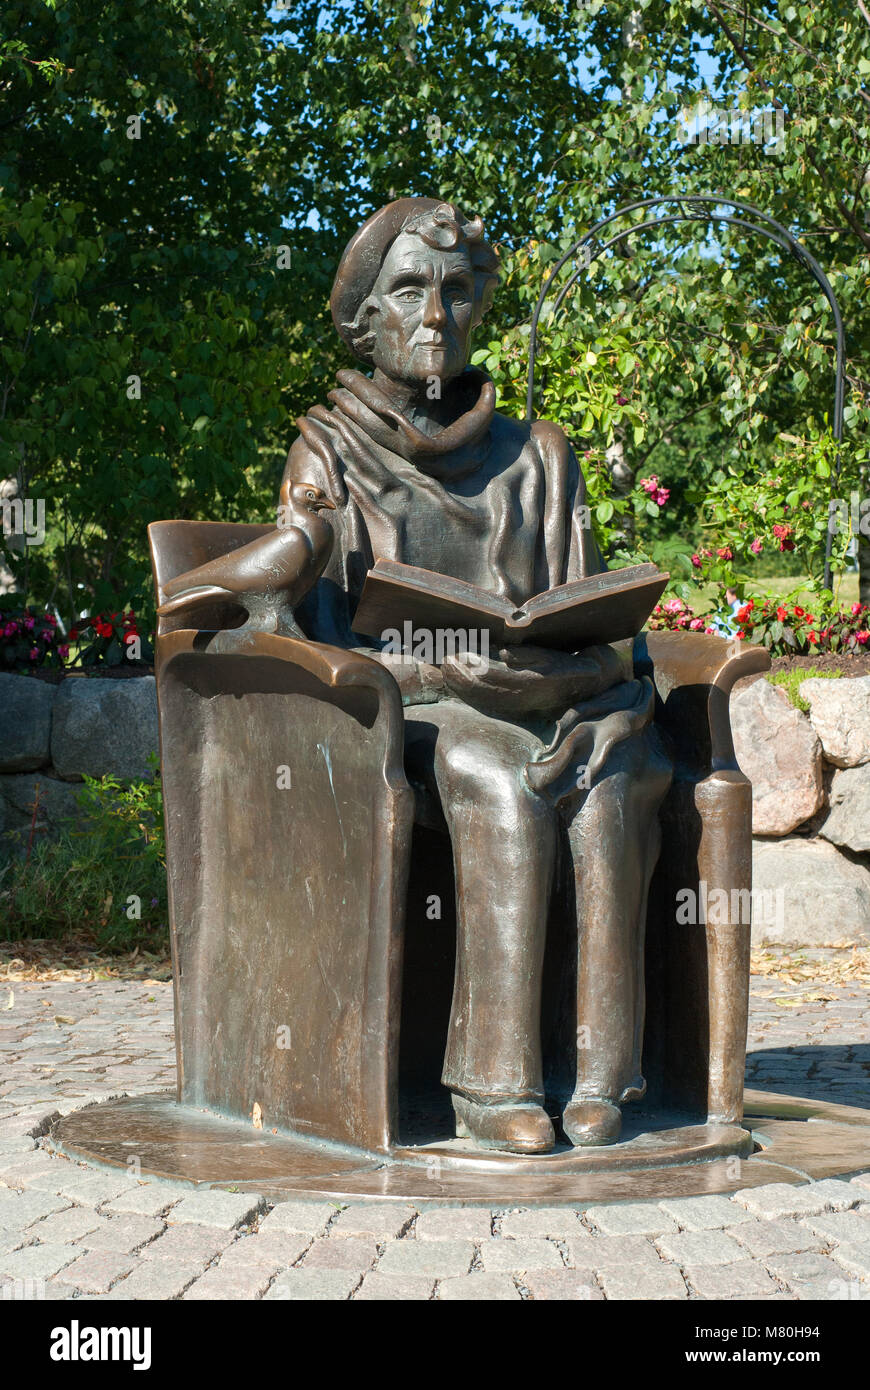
[525,195,847,591]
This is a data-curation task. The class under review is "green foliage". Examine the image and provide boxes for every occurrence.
[765,666,841,713]
[1,0,868,622]
[0,756,167,950]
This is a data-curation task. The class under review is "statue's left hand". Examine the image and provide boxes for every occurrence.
[440,642,627,719]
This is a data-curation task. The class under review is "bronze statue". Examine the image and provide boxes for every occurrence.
[140,195,768,1188]
[282,198,672,1153]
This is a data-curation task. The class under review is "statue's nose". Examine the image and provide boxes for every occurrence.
[422,288,447,329]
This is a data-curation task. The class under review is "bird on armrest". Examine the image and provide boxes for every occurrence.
[157,480,336,638]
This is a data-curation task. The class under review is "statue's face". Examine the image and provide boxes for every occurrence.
[367,231,475,387]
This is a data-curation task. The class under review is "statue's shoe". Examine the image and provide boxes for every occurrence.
[452,1095,555,1154]
[562,1097,622,1147]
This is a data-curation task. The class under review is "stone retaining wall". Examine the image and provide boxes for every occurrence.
[731,675,870,945]
[0,672,158,864]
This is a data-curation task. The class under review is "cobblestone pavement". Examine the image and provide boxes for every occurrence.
[0,959,868,1301]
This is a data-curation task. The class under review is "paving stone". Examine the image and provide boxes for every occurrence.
[55,1250,138,1293]
[523,1270,603,1300]
[0,1152,58,1184]
[0,1138,37,1156]
[0,1111,59,1140]
[31,1208,104,1245]
[184,1263,277,1300]
[831,1243,870,1280]
[303,1236,379,1272]
[598,1265,688,1300]
[415,1208,493,1241]
[657,1196,757,1230]
[264,1269,360,1300]
[220,1233,308,1268]
[257,1201,339,1236]
[103,1186,182,1218]
[685,1261,781,1298]
[571,1235,665,1273]
[76,1214,164,1254]
[330,1203,416,1240]
[729,1220,824,1259]
[377,1239,474,1279]
[103,1261,203,1301]
[30,1170,130,1207]
[800,1211,870,1245]
[478,1238,564,1273]
[586,1202,679,1236]
[437,1273,520,1300]
[141,1224,234,1263]
[355,1272,434,1300]
[765,1251,847,1295]
[733,1181,858,1219]
[0,1231,27,1256]
[167,1191,265,1230]
[0,1190,70,1229]
[499,1208,584,1239]
[656,1230,747,1267]
[0,1242,79,1280]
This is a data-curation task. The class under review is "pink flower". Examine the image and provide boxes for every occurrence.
[716,547,733,561]
[653,487,669,506]
[640,476,659,494]
[856,630,869,645]
[704,626,716,635]
[664,597,684,613]
[691,553,702,569]
[24,616,35,631]
[852,603,864,616]
[28,645,39,661]
[689,617,704,630]
[749,538,763,554]
[57,644,69,659]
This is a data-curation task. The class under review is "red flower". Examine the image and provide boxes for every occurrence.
[793,606,805,618]
[776,606,787,622]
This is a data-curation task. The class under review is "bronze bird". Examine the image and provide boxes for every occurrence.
[157,481,336,637]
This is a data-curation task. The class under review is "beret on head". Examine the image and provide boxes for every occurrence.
[330,196,499,357]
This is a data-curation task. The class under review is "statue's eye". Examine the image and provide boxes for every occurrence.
[306,491,316,501]
[395,287,422,301]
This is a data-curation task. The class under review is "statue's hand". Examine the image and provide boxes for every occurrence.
[440,643,626,719]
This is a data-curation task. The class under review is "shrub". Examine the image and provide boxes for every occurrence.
[0,601,69,672]
[735,598,870,656]
[0,757,167,951]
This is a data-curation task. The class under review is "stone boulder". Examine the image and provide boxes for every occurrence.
[0,772,87,864]
[819,764,870,854]
[730,678,824,835]
[751,837,870,945]
[50,676,159,782]
[0,672,56,772]
[798,675,870,768]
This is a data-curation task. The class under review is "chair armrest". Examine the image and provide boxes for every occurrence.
[633,630,770,777]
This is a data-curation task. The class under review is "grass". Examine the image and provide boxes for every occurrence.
[765,667,842,712]
[693,571,860,616]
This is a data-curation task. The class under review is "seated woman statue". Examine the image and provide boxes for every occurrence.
[283,197,673,1155]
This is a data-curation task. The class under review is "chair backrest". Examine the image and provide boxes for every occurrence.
[148,519,273,636]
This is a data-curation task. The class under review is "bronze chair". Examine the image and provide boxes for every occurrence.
[149,519,769,1165]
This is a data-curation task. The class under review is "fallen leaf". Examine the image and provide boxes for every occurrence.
[252,1102,263,1130]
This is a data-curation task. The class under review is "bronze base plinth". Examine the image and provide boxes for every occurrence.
[50,1090,870,1206]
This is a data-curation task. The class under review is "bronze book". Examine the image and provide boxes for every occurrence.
[351,559,670,652]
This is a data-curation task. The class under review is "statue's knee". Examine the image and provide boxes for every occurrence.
[436,739,542,822]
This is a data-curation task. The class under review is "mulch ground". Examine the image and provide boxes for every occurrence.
[2,937,867,989]
[0,937,172,983]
